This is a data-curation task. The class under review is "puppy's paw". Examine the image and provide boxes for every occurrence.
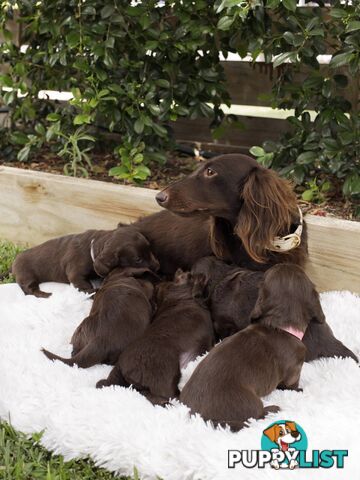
[96,379,109,389]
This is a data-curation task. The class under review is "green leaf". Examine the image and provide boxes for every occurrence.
[302,189,314,202]
[11,132,29,145]
[109,165,130,178]
[46,113,61,122]
[266,0,280,8]
[156,79,170,88]
[133,164,151,180]
[217,16,234,31]
[17,146,31,162]
[148,104,161,116]
[152,123,168,137]
[330,8,347,19]
[73,114,92,125]
[133,153,144,164]
[273,51,297,68]
[346,21,360,33]
[134,118,145,134]
[343,174,360,197]
[0,74,13,88]
[330,52,355,69]
[249,146,265,157]
[101,5,115,19]
[282,0,297,12]
[297,151,317,164]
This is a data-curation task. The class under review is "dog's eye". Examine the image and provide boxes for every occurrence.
[279,431,284,436]
[204,167,217,178]
[135,257,142,264]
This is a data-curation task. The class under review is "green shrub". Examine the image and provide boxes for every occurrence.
[0,0,359,202]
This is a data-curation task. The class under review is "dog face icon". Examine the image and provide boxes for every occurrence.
[263,421,301,451]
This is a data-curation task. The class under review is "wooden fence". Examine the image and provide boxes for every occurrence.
[1,166,359,295]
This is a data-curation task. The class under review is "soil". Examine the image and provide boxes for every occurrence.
[0,147,358,221]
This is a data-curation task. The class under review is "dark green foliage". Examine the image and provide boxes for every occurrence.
[0,0,359,200]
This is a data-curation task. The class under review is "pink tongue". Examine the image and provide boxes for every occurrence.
[281,440,288,451]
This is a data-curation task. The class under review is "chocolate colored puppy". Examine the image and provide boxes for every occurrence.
[180,264,324,431]
[12,226,159,297]
[96,270,215,405]
[191,256,263,339]
[192,257,358,362]
[42,267,158,368]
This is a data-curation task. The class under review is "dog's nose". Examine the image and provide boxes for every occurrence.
[291,430,300,438]
[156,191,168,205]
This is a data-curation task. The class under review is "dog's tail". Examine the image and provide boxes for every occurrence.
[42,339,107,369]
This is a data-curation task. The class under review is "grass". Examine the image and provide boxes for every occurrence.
[0,240,133,480]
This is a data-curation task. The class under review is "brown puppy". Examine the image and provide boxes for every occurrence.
[42,267,158,368]
[180,264,325,431]
[12,225,159,297]
[96,270,215,405]
[192,257,358,362]
[191,256,263,340]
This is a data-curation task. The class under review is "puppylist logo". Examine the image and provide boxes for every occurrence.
[228,420,348,470]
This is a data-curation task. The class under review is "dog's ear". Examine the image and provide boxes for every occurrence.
[235,168,298,263]
[192,273,209,299]
[250,287,265,322]
[263,424,279,443]
[93,254,111,277]
[285,421,297,432]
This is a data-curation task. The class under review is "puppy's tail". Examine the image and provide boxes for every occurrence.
[42,339,107,369]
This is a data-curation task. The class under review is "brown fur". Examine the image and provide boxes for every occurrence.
[179,265,325,431]
[96,270,215,405]
[42,267,158,368]
[136,154,307,276]
[192,256,357,362]
[12,226,159,297]
[235,168,299,263]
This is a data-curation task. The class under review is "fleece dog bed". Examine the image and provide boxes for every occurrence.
[0,282,359,479]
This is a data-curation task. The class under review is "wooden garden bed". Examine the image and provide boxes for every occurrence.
[0,166,359,294]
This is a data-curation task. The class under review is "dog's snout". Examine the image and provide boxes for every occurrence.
[156,191,168,206]
[291,430,300,438]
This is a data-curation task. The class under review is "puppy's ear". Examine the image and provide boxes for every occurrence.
[93,254,111,277]
[309,291,326,324]
[235,168,298,263]
[192,273,209,300]
[250,288,265,322]
[263,424,279,443]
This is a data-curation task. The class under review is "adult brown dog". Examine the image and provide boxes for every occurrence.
[42,267,158,368]
[12,226,159,297]
[135,154,306,275]
[179,265,326,431]
[96,271,214,405]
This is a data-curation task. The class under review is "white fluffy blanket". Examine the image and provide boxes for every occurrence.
[0,282,359,479]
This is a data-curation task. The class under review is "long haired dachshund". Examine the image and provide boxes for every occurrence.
[179,265,327,431]
[42,267,158,368]
[136,154,306,275]
[96,270,214,405]
[191,256,357,362]
[12,225,159,297]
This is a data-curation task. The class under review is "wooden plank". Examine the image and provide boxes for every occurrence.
[305,215,360,294]
[221,61,359,108]
[0,166,159,245]
[0,166,359,294]
[171,116,290,149]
